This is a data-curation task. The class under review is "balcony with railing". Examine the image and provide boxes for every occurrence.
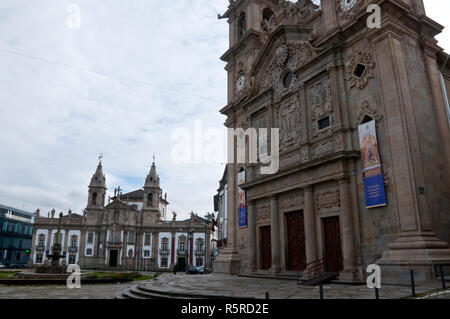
[68,246,78,253]
[194,249,204,255]
[35,245,46,252]
[159,248,170,255]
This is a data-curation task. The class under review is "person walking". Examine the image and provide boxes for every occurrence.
[173,263,177,275]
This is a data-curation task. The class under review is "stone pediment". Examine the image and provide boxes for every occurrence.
[248,27,319,101]
[251,26,315,78]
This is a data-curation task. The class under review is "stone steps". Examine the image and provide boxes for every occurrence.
[116,281,255,299]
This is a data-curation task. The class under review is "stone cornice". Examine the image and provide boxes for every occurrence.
[240,150,360,191]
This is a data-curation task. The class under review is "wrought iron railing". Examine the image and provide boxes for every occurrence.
[35,245,46,252]
[159,248,170,255]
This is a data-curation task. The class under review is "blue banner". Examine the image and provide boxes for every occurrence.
[238,206,247,227]
[237,171,247,227]
[363,173,387,208]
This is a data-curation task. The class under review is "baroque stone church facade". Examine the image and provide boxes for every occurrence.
[214,0,450,283]
[29,161,211,271]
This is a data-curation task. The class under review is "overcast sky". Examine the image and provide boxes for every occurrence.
[0,0,448,219]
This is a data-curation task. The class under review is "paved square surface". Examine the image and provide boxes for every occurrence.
[0,273,448,299]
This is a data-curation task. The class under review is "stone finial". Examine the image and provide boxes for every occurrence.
[172,211,177,222]
[35,209,40,218]
[51,209,55,219]
[68,209,72,218]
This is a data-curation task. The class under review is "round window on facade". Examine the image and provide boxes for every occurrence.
[283,72,293,88]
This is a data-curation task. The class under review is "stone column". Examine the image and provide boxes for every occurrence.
[304,187,318,266]
[339,178,356,279]
[246,200,257,273]
[213,164,241,274]
[373,32,450,283]
[269,195,281,273]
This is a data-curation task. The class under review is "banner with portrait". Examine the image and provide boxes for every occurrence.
[358,120,387,208]
[237,170,247,227]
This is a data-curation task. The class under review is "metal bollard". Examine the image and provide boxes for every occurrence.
[265,292,269,299]
[319,283,324,299]
[439,265,446,290]
[410,270,416,297]
[375,287,379,300]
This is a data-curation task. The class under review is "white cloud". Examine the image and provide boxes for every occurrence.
[0,0,230,219]
[0,0,448,220]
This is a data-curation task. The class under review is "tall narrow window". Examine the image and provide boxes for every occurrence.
[144,233,151,246]
[238,12,247,39]
[262,8,274,21]
[148,193,153,206]
[128,232,135,244]
[92,192,97,205]
[87,232,94,244]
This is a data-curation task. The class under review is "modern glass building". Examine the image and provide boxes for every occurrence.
[0,204,34,267]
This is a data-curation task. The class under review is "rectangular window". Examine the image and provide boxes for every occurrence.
[39,239,45,247]
[128,232,135,243]
[87,232,94,244]
[161,258,168,268]
[179,242,185,252]
[162,242,168,251]
[69,255,76,264]
[144,250,150,257]
[86,248,93,256]
[71,239,77,248]
[318,116,331,130]
[36,254,43,264]
[144,233,151,246]
[196,258,203,267]
[112,231,121,243]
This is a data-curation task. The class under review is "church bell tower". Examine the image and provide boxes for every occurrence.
[142,160,161,220]
[87,160,106,210]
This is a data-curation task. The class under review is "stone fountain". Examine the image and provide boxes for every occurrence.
[35,212,67,274]
[17,213,69,280]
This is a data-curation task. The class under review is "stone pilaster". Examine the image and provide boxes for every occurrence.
[269,195,281,273]
[246,200,257,273]
[339,178,357,280]
[304,187,318,266]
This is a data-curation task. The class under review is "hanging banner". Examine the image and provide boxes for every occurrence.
[358,120,387,208]
[237,170,247,227]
